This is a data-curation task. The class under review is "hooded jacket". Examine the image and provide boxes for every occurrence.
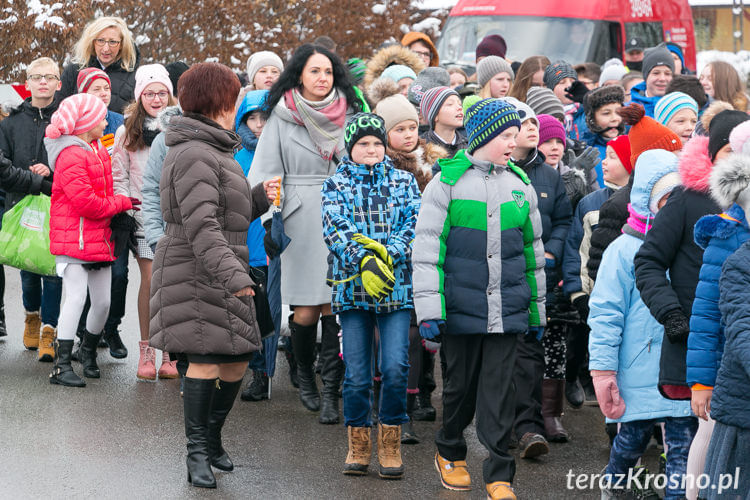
[634,135,721,395]
[629,81,660,118]
[413,151,546,334]
[364,44,426,91]
[321,155,421,313]
[0,98,57,209]
[400,32,439,67]
[587,176,633,282]
[589,150,692,423]
[45,135,132,262]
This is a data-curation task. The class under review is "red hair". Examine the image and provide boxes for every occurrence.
[178,62,240,118]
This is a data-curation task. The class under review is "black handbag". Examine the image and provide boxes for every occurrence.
[249,267,275,339]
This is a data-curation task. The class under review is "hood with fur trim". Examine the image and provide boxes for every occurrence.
[364,45,426,91]
[678,135,713,193]
[156,105,182,132]
[387,139,446,192]
[700,100,733,134]
[710,153,750,209]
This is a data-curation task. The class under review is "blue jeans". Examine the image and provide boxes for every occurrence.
[340,308,410,427]
[20,270,62,327]
[605,416,698,499]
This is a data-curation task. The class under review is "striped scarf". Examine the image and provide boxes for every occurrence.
[284,88,348,161]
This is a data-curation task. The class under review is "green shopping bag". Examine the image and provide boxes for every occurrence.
[0,194,55,276]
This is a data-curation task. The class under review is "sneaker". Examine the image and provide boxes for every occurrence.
[241,371,269,401]
[434,452,471,491]
[518,432,549,459]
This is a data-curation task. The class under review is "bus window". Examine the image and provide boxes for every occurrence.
[625,22,663,48]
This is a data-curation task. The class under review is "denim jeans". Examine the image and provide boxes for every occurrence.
[605,416,698,499]
[20,270,62,326]
[340,308,410,427]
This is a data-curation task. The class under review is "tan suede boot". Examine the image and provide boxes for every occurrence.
[377,423,404,479]
[23,311,41,350]
[38,324,56,362]
[343,426,371,476]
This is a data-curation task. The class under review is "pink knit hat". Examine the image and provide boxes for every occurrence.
[729,120,750,156]
[45,94,107,139]
[76,68,111,94]
[537,114,566,146]
[134,64,173,102]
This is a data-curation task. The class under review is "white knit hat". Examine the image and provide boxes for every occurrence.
[134,64,173,102]
[246,51,284,82]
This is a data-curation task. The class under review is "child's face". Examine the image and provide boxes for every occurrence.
[538,138,565,166]
[657,193,671,211]
[594,103,622,139]
[89,116,108,140]
[140,82,170,118]
[553,77,576,105]
[253,65,281,90]
[602,145,630,186]
[434,95,463,129]
[350,135,385,166]
[449,72,466,88]
[666,108,697,145]
[245,111,266,138]
[25,64,61,100]
[489,72,512,98]
[387,120,419,153]
[472,126,518,165]
[86,78,111,106]
[516,119,539,150]
[398,78,414,97]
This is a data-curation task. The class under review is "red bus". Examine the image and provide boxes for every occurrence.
[436,0,696,70]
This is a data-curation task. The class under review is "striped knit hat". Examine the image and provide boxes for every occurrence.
[347,58,367,85]
[654,92,698,126]
[76,67,110,94]
[420,86,459,129]
[464,98,521,153]
[45,93,107,139]
[526,86,564,119]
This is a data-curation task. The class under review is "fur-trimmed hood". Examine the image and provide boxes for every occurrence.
[700,100,733,134]
[387,139,447,192]
[694,203,749,249]
[364,45,425,91]
[678,135,713,192]
[156,105,182,132]
[710,153,750,209]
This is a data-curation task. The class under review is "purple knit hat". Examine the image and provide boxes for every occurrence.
[537,114,566,145]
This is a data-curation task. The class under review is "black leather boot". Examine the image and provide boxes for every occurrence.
[290,319,320,412]
[49,339,85,387]
[184,377,217,488]
[208,379,242,471]
[79,330,102,378]
[103,328,128,359]
[319,315,343,424]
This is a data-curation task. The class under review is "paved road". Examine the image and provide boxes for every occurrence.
[0,259,657,499]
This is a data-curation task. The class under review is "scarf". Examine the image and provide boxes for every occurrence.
[143,117,159,147]
[563,103,580,133]
[624,203,653,236]
[237,122,258,153]
[284,88,348,161]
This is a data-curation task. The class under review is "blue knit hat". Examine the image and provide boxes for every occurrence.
[464,98,521,153]
[380,64,418,84]
[654,92,698,126]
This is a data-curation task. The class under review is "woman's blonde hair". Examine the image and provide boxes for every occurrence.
[72,16,136,72]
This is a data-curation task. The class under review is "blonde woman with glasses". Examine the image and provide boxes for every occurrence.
[56,16,139,114]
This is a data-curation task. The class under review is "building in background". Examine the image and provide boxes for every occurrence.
[691,0,750,51]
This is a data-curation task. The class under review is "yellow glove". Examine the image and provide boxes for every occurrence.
[360,254,396,301]
[352,233,393,270]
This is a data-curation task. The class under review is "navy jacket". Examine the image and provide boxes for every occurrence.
[587,178,632,282]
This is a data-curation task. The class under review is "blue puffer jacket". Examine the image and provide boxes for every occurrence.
[687,203,750,388]
[589,150,692,423]
[714,240,750,428]
[321,156,421,314]
[629,82,660,118]
[235,90,269,267]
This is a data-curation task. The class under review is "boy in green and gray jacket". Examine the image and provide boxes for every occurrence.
[413,98,545,500]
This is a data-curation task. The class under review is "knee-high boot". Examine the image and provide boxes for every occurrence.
[542,378,569,443]
[183,377,217,488]
[290,319,320,412]
[319,315,344,424]
[207,379,242,471]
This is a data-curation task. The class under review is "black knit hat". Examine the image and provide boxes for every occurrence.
[584,85,626,135]
[165,61,189,97]
[708,110,750,162]
[344,113,388,157]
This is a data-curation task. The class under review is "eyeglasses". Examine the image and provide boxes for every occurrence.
[94,38,121,48]
[27,74,60,82]
[413,50,432,60]
[142,91,169,101]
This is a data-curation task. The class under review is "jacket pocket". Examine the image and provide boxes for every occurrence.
[281,188,303,221]
[625,337,653,369]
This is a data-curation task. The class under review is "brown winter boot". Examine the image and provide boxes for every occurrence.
[542,378,569,443]
[377,423,404,479]
[343,426,371,476]
[38,324,56,362]
[23,311,41,350]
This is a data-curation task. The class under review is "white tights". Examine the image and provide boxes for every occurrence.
[686,415,715,500]
[56,264,112,341]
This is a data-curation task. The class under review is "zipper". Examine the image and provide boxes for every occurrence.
[79,217,84,250]
[104,234,113,259]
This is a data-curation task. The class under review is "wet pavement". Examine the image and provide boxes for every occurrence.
[0,258,644,498]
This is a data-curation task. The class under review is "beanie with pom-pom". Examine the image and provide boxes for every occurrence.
[617,103,681,167]
[45,94,107,139]
[369,78,419,132]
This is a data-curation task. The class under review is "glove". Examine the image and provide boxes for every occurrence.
[527,326,544,340]
[572,294,590,322]
[359,253,395,301]
[591,370,626,419]
[563,146,600,176]
[422,338,441,353]
[565,80,589,104]
[0,150,12,170]
[352,233,393,270]
[664,310,690,344]
[263,219,280,259]
[419,320,446,341]
[110,212,138,257]
[545,257,556,269]
[128,197,141,212]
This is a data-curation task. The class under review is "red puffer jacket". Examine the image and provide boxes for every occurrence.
[48,138,132,262]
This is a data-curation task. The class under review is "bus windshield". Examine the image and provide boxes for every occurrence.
[438,15,604,67]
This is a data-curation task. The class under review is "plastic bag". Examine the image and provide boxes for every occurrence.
[0,194,55,276]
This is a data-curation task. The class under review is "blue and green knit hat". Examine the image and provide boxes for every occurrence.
[464,98,521,153]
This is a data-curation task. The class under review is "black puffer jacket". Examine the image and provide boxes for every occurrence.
[56,50,139,114]
[586,176,632,282]
[0,98,56,209]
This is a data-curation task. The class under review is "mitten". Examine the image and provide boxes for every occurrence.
[564,146,600,176]
[565,80,589,104]
[663,310,690,344]
[591,370,626,419]
[263,219,280,258]
[359,254,395,300]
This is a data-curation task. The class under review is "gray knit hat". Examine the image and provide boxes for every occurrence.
[407,67,450,106]
[642,45,675,79]
[526,86,564,118]
[476,56,514,88]
[543,60,577,89]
